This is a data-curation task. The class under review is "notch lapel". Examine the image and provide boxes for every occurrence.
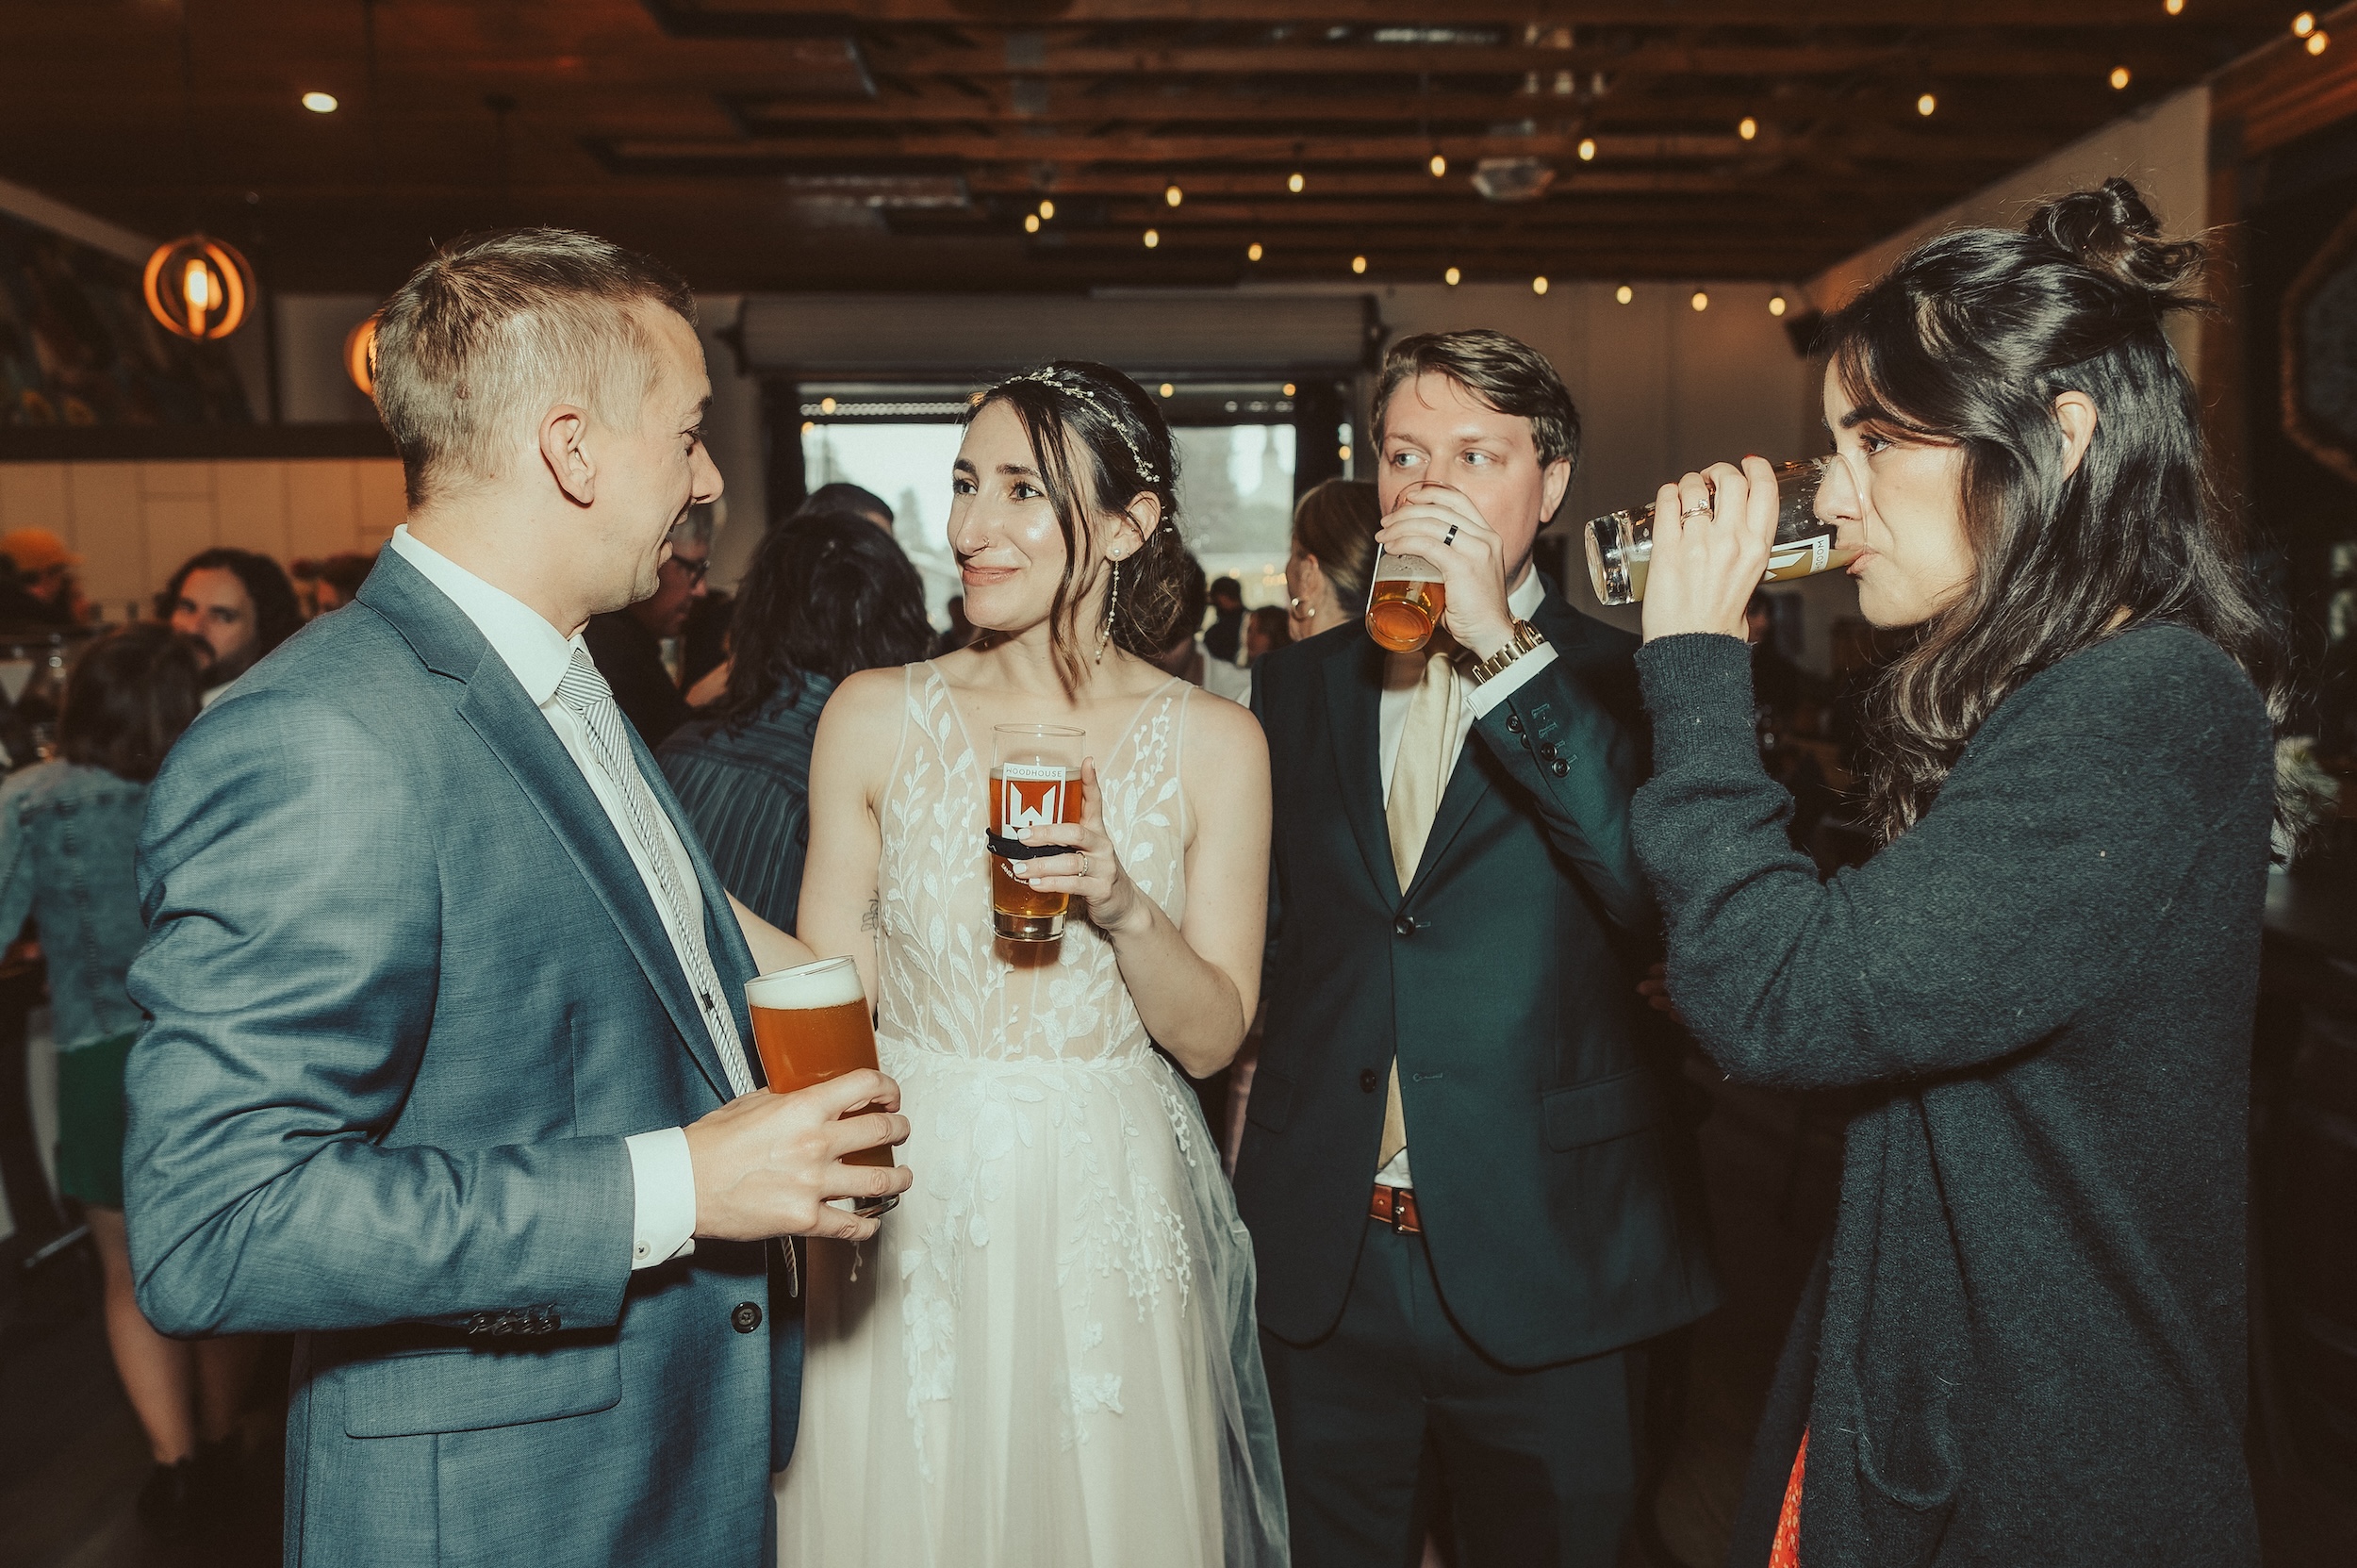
[359,552,738,1104]
[1321,632,1402,906]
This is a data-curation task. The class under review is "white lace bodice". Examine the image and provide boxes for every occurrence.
[874,662,1193,1066]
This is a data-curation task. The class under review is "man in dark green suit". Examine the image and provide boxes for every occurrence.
[1237,329,1719,1568]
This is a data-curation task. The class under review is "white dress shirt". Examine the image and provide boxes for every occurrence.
[387,527,701,1270]
[1374,567,1554,1188]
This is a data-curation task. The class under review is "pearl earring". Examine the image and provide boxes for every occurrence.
[1097,556,1122,664]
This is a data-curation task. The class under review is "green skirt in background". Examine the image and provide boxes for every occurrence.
[54,1029,138,1210]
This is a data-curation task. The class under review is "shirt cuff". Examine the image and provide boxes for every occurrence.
[1464,640,1558,718]
[624,1127,699,1270]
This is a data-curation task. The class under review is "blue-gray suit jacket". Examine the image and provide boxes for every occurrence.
[124,549,783,1567]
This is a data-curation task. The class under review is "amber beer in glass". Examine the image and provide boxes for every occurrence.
[746,956,897,1217]
[990,723,1085,942]
[1366,543,1447,653]
[1586,457,1856,606]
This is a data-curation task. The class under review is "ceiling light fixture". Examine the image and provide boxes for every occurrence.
[1247,241,1263,261]
[142,235,252,340]
[1038,199,1054,220]
[1770,294,1788,317]
[1164,183,1183,206]
[2295,11,2316,37]
[1691,290,1709,312]
[2312,29,2332,53]
[1738,116,1757,140]
[302,91,338,114]
[1444,266,1461,285]
[1144,228,1160,248]
[1159,383,1175,398]
[2165,0,2183,12]
[1351,255,1368,274]
[1918,92,1937,117]
[1283,382,1297,396]
[344,316,378,396]
[1429,152,1448,176]
[1532,275,1549,295]
[1616,284,1634,305]
[1288,172,1305,193]
[1024,214,1040,233]
[2111,66,2132,89]
[1577,138,1597,161]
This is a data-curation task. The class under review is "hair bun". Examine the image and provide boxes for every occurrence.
[2027,177,2204,300]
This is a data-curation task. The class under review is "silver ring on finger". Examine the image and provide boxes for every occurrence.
[1080,852,1092,879]
[1680,503,1712,519]
[1443,522,1459,548]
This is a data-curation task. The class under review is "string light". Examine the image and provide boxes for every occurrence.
[1158,383,1175,398]
[1038,199,1055,220]
[819,396,837,414]
[800,420,816,435]
[1577,138,1596,161]
[2311,30,2332,54]
[1917,92,1937,117]
[1024,214,1040,233]
[1351,254,1368,274]
[1144,228,1160,248]
[1532,275,1549,295]
[2111,66,2132,89]
[1288,172,1305,193]
[1616,284,1634,305]
[1428,152,1447,176]
[1770,295,1788,317]
[1282,382,1296,396]
[302,91,338,114]
[2295,12,2316,37]
[1691,290,1709,312]
[2165,0,2183,12]
[1247,241,1263,261]
[1444,266,1461,286]
[1738,116,1757,140]
[1164,183,1183,206]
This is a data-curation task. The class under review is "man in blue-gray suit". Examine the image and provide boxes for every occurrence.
[123,230,910,1566]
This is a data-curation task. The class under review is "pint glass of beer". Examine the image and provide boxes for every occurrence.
[746,956,898,1217]
[988,723,1085,942]
[1585,457,1852,606]
[1366,543,1448,653]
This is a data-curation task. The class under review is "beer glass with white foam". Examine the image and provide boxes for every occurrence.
[746,956,898,1217]
[1365,543,1448,653]
[989,722,1086,942]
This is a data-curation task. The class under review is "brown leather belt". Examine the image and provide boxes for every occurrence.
[1368,1183,1422,1234]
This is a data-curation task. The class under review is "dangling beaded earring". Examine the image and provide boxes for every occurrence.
[1097,556,1122,664]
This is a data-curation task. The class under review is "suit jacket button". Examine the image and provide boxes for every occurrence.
[1358,1068,1379,1093]
[1550,758,1570,778]
[1506,714,1524,734]
[1393,914,1417,937]
[732,1301,763,1334]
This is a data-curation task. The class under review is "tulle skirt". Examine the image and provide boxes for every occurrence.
[774,1040,1289,1567]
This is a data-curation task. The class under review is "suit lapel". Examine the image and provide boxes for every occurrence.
[1321,632,1402,906]
[359,552,737,1103]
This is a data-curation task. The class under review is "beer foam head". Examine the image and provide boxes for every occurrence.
[746,956,865,1011]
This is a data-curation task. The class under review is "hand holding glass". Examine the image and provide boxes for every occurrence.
[989,723,1086,942]
[1586,457,1856,606]
[747,957,898,1217]
[1365,543,1448,653]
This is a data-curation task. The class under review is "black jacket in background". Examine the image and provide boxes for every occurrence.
[585,611,693,751]
[1632,626,2270,1568]
[1236,588,1720,1369]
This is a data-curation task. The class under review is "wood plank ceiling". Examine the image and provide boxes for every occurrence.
[0,1,2299,295]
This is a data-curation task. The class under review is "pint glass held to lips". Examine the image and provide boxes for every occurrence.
[1366,543,1447,653]
[746,956,898,1217]
[989,723,1085,943]
[1585,456,1857,606]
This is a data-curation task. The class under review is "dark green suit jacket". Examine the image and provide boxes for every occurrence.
[1236,586,1720,1369]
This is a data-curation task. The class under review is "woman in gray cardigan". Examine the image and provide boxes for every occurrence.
[1631,181,2285,1565]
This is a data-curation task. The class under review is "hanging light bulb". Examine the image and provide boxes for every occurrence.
[2309,29,2331,54]
[1428,152,1447,177]
[1770,294,1788,317]
[819,396,837,414]
[344,316,380,396]
[2111,66,2132,89]
[1164,183,1183,206]
[1444,265,1461,286]
[2294,11,2316,37]
[1024,213,1040,234]
[1283,382,1297,396]
[2165,0,2184,13]
[141,234,253,340]
[1288,172,1305,193]
[302,91,338,114]
[1038,198,1055,220]
[1690,290,1709,312]
[1351,255,1368,274]
[1577,138,1597,161]
[1531,275,1549,295]
[1917,92,1937,116]
[1159,383,1175,398]
[1247,241,1263,261]
[1616,284,1634,305]
[1144,228,1160,248]
[1739,116,1757,140]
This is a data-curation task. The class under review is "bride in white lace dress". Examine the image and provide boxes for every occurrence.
[777,361,1288,1566]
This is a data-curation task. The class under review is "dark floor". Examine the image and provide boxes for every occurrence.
[5,1065,2352,1568]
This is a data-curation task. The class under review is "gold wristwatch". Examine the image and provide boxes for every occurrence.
[1469,619,1546,685]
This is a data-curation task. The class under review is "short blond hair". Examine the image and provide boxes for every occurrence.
[371,228,698,506]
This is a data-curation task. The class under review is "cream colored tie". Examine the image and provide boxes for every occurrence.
[1378,648,1459,1170]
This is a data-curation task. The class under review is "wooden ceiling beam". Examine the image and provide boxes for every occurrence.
[653,1,2270,31]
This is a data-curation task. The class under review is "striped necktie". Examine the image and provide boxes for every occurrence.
[554,647,753,1098]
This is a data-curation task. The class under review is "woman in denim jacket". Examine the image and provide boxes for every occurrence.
[1,624,238,1534]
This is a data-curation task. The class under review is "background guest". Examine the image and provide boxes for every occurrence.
[3,624,255,1539]
[162,548,301,701]
[657,509,932,932]
[1244,604,1291,664]
[1632,181,2282,1567]
[1284,478,1380,641]
[799,481,894,535]
[310,553,375,616]
[0,527,90,626]
[1204,573,1247,663]
[584,507,711,747]
[935,593,976,655]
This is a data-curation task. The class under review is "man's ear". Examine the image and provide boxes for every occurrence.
[2053,391,2099,481]
[539,405,597,507]
[1540,456,1574,521]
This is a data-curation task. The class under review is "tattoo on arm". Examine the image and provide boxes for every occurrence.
[861,896,882,933]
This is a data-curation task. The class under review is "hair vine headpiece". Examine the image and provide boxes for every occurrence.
[997,368,1162,485]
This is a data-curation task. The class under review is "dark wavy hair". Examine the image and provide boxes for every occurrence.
[714,509,934,728]
[58,622,207,784]
[1823,177,2290,843]
[964,361,1191,693]
[162,548,303,663]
